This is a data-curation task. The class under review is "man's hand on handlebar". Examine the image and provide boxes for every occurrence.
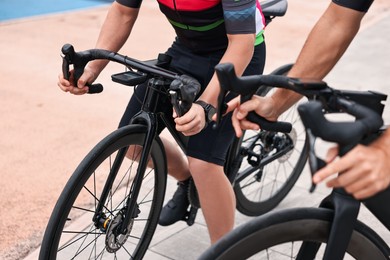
[225,95,279,137]
[313,135,390,200]
[57,67,96,95]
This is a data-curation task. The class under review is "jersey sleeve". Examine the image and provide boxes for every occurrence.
[116,0,143,8]
[332,0,374,12]
[222,0,257,34]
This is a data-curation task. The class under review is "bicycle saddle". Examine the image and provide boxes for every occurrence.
[261,0,288,17]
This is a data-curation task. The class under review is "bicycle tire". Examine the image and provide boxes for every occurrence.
[199,207,390,260]
[39,125,167,260]
[232,64,309,216]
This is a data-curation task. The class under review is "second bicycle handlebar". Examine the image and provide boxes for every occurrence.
[298,99,383,156]
[215,62,384,152]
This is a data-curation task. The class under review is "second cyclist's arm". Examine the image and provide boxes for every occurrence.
[198,0,259,106]
[86,1,140,75]
[199,34,255,107]
[270,2,367,116]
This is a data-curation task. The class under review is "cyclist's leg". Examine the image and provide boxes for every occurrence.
[160,136,191,181]
[184,104,237,242]
[159,41,266,233]
[158,136,193,226]
[188,157,236,244]
[187,42,265,243]
[158,41,218,226]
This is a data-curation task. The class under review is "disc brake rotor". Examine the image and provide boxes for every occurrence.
[105,212,134,253]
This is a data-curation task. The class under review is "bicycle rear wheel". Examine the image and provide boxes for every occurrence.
[199,208,390,260]
[39,125,167,260]
[232,64,308,216]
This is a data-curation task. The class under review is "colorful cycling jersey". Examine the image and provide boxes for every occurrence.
[116,0,265,53]
[332,0,374,12]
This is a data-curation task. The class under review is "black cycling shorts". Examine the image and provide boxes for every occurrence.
[119,39,266,166]
[332,0,374,12]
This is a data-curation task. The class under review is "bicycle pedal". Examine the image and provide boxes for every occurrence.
[184,206,198,226]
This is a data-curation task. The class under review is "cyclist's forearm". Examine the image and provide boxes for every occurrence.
[88,2,139,74]
[269,89,303,117]
[200,34,255,106]
[272,3,365,116]
[288,3,364,79]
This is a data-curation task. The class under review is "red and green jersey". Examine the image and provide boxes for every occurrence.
[116,0,265,53]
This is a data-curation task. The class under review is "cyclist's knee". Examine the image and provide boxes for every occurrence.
[187,157,223,179]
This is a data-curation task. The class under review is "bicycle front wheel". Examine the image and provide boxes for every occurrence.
[39,125,167,260]
[199,208,390,260]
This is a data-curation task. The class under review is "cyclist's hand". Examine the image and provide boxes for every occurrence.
[174,103,206,136]
[57,68,96,95]
[313,144,390,199]
[230,95,278,137]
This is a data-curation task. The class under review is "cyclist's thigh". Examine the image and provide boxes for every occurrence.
[170,42,266,166]
[187,112,235,166]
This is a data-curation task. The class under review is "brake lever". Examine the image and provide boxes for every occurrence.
[61,45,73,81]
[307,128,327,193]
[61,44,103,94]
[170,90,183,117]
[215,87,228,126]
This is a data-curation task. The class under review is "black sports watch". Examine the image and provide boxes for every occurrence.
[195,100,216,126]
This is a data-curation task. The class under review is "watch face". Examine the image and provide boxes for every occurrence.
[207,105,216,122]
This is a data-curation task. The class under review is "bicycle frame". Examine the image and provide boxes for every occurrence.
[91,66,193,235]
[232,132,295,184]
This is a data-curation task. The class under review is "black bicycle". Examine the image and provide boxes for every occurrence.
[220,0,309,217]
[199,63,390,259]
[39,1,311,259]
[230,62,308,217]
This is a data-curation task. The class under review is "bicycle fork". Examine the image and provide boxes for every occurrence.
[296,189,360,260]
[93,112,158,244]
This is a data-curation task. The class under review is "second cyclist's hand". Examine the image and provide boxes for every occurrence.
[174,103,206,136]
[228,95,278,137]
[313,144,390,199]
[57,68,95,95]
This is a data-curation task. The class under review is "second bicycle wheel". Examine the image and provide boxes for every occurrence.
[39,125,167,260]
[198,207,390,260]
[233,64,308,216]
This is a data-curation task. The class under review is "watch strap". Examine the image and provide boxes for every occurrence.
[194,100,216,124]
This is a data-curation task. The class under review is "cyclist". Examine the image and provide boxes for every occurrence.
[227,0,390,200]
[57,0,267,244]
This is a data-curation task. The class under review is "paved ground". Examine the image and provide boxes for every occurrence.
[0,0,389,259]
